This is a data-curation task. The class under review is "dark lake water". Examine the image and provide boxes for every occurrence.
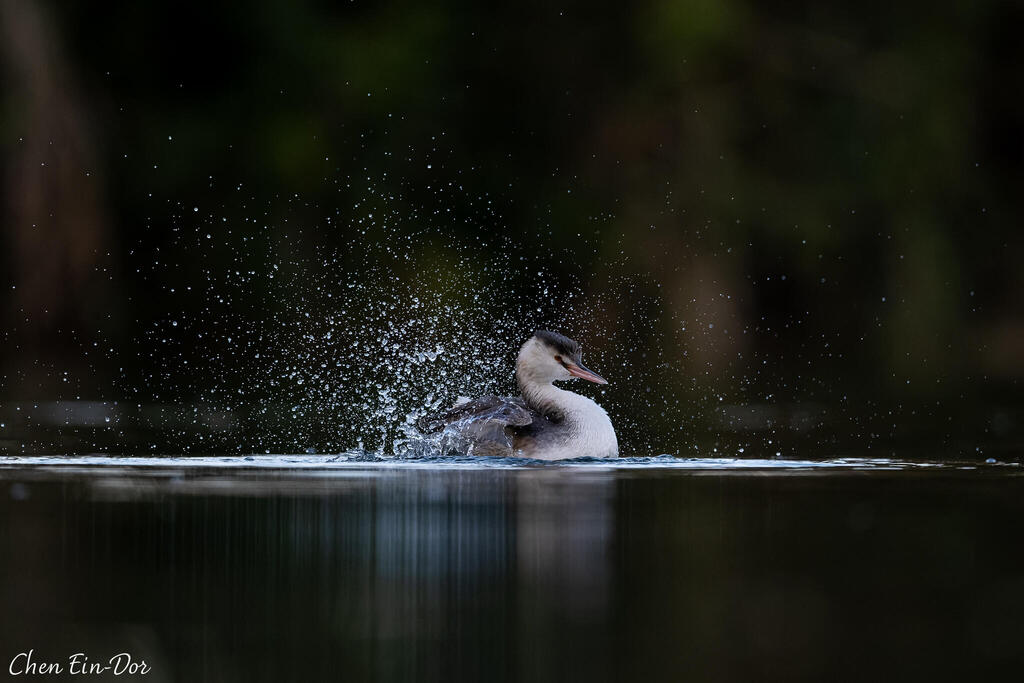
[1,455,1023,682]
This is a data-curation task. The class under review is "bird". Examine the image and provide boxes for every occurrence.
[417,330,618,460]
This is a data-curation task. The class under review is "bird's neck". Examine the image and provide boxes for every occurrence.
[517,368,619,458]
[518,375,578,422]
[516,362,602,424]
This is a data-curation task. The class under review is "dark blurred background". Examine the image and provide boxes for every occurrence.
[1,0,1022,456]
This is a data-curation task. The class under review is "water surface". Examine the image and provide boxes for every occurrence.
[1,455,1022,682]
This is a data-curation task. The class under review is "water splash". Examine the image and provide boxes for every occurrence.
[128,174,676,456]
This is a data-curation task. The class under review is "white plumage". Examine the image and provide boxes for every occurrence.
[418,330,618,460]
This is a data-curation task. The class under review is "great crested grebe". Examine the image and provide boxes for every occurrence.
[417,330,618,460]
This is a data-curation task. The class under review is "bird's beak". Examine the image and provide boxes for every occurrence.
[566,361,608,385]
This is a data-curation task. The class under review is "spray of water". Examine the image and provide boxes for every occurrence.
[128,173,683,456]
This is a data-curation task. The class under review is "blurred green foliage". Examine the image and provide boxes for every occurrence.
[1,0,1022,453]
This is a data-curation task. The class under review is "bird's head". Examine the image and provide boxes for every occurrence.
[516,330,607,385]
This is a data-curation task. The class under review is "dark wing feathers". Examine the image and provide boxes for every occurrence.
[415,394,533,434]
[415,394,535,458]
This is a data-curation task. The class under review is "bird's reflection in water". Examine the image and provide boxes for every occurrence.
[357,469,615,680]
[514,470,614,680]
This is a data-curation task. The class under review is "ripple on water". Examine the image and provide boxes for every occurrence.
[0,453,1016,472]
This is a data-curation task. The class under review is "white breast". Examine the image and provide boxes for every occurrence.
[522,386,619,461]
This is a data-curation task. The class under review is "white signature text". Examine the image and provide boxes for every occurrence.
[9,650,151,676]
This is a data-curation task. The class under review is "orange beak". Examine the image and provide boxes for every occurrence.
[566,361,608,385]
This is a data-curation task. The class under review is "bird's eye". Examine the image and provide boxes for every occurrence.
[554,355,562,362]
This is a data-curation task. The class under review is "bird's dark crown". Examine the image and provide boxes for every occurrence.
[533,330,581,360]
